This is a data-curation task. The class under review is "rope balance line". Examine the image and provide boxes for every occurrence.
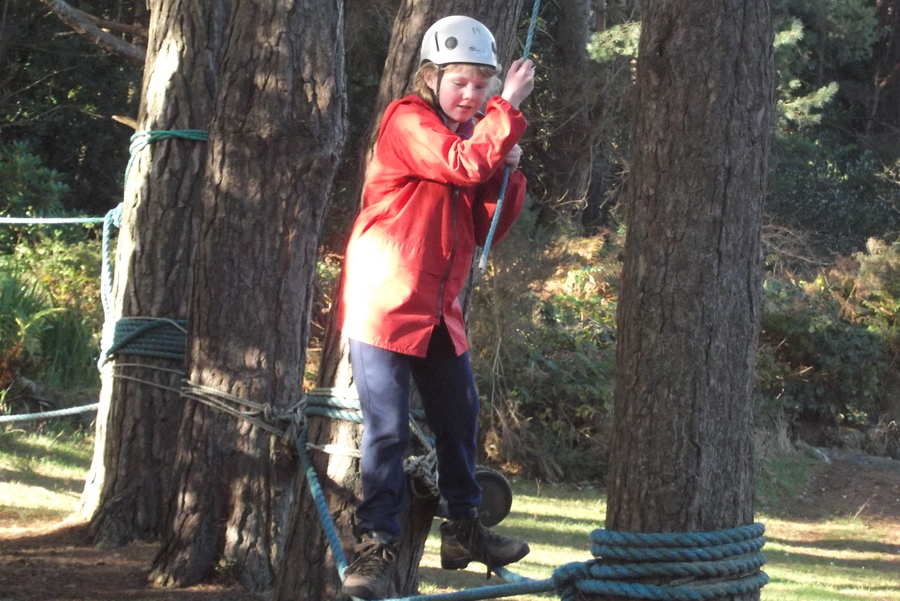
[297,391,768,601]
[477,0,542,272]
[0,403,99,424]
[0,216,106,225]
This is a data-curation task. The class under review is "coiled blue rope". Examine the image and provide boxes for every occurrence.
[298,391,768,601]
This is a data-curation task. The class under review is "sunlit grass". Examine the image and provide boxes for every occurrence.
[419,478,900,601]
[0,429,92,530]
[0,430,897,601]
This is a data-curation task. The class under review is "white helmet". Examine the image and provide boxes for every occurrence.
[419,16,499,69]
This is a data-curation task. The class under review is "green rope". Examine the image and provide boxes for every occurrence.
[477,0,542,272]
[98,129,207,369]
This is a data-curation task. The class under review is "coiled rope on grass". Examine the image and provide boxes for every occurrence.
[296,391,768,601]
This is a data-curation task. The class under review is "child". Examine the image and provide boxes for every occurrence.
[338,15,535,600]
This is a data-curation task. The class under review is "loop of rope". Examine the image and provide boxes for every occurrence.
[98,129,207,369]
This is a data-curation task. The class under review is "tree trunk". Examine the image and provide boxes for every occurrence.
[548,0,596,220]
[77,0,226,548]
[868,0,900,139]
[604,0,775,599]
[274,2,527,598]
[150,0,347,590]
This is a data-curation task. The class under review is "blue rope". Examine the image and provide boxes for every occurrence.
[0,216,105,225]
[0,403,99,424]
[553,526,768,601]
[477,0,542,272]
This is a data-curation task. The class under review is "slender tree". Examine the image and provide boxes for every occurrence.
[77,0,226,548]
[274,2,527,598]
[606,1,775,600]
[150,0,347,589]
[869,0,900,138]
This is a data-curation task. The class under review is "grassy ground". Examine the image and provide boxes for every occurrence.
[1,428,898,600]
[0,426,91,530]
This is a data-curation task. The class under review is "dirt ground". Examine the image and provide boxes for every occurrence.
[1,449,898,601]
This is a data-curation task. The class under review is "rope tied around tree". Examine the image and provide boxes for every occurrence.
[97,129,208,368]
[294,391,769,601]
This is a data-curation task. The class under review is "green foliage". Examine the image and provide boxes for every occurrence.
[0,0,140,215]
[0,142,73,252]
[768,143,900,254]
[0,238,101,399]
[468,217,621,482]
[586,22,641,63]
[757,247,900,428]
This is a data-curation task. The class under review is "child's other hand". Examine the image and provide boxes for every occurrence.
[505,144,522,170]
[501,59,535,110]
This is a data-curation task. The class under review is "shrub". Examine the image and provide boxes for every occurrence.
[468,217,621,483]
[0,237,102,407]
[0,142,73,253]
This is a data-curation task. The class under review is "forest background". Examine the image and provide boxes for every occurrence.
[2,0,900,485]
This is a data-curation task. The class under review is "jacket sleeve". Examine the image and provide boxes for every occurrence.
[380,97,528,187]
[472,167,527,247]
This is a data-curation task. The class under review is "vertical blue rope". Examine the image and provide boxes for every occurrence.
[477,0,542,272]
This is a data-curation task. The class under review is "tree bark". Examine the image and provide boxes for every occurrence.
[77,0,226,548]
[548,0,597,219]
[274,2,527,598]
[605,0,775,599]
[868,0,900,138]
[150,0,347,590]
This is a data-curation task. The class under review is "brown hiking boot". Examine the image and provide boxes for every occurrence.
[439,509,529,574]
[340,531,397,600]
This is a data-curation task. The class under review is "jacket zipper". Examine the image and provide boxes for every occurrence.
[436,187,460,320]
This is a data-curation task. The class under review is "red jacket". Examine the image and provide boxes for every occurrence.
[339,94,528,357]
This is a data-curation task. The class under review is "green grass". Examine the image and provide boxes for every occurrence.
[0,432,897,601]
[418,476,899,601]
[0,428,92,526]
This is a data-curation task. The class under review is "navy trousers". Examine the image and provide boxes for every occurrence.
[349,323,482,537]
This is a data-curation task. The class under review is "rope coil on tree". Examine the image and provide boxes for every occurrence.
[97,129,207,368]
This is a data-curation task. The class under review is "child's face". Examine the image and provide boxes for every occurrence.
[426,65,492,127]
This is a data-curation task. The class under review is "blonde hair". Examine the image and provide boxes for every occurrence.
[412,62,502,108]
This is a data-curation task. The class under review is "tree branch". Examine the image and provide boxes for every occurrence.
[39,0,145,66]
[75,6,149,39]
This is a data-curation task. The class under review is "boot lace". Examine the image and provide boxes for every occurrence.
[346,536,397,578]
[453,519,505,574]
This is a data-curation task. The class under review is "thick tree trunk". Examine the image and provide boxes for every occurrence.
[604,0,775,599]
[77,0,226,548]
[275,2,527,598]
[150,0,347,590]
